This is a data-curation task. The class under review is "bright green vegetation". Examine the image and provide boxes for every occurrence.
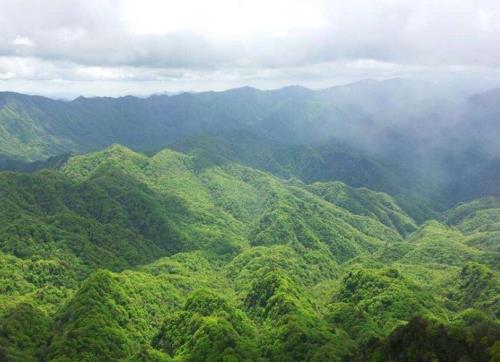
[307,181,418,236]
[1,80,499,360]
[0,144,498,361]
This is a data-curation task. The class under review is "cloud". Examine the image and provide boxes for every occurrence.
[11,36,35,48]
[0,0,500,94]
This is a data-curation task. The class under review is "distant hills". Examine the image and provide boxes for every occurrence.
[0,79,490,160]
[1,79,500,207]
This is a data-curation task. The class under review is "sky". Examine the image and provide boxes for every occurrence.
[1,0,500,97]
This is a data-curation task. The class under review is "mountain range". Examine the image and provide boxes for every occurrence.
[2,78,500,207]
[0,79,499,361]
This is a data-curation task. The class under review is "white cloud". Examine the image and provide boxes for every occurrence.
[122,0,327,39]
[0,71,15,80]
[11,36,35,48]
[0,0,500,95]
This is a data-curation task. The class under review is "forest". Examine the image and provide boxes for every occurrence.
[0,138,498,361]
[2,0,500,359]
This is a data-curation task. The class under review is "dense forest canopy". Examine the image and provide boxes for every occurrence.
[0,80,499,361]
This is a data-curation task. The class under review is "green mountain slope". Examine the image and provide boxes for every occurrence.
[170,130,409,195]
[171,131,440,222]
[3,81,500,208]
[0,144,400,284]
[0,144,498,361]
[308,181,417,236]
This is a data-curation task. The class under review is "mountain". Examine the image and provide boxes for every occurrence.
[463,87,500,155]
[0,145,498,361]
[169,130,409,193]
[0,86,311,161]
[0,144,401,273]
[169,130,440,221]
[2,79,500,209]
[1,79,499,360]
[0,80,483,159]
[0,79,474,162]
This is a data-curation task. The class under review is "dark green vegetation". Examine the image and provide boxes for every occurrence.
[0,79,499,360]
[2,79,500,206]
[0,143,498,361]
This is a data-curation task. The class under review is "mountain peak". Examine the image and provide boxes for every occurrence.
[102,143,136,154]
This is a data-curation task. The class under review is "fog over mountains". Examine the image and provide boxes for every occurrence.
[1,78,499,208]
[2,1,500,360]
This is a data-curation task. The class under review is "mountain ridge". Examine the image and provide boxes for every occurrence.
[2,79,499,208]
[0,143,498,360]
[1,78,500,360]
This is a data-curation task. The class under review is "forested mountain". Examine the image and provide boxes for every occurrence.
[2,79,500,207]
[0,79,476,161]
[0,144,498,361]
[0,80,463,161]
[0,79,499,361]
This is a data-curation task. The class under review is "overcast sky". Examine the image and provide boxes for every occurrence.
[1,0,500,97]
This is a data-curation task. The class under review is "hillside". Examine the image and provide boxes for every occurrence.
[2,79,500,209]
[0,80,469,163]
[0,145,498,361]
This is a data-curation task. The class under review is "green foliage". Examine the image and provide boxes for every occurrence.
[371,220,497,270]
[171,130,409,196]
[0,303,49,361]
[153,290,258,361]
[401,221,486,266]
[308,181,417,236]
[448,263,500,318]
[355,316,500,362]
[447,197,500,228]
[0,144,498,361]
[447,197,500,263]
[47,268,186,362]
[47,270,137,361]
[245,270,349,361]
[326,302,379,347]
[333,267,448,334]
[0,251,75,316]
[2,85,500,208]
[226,244,339,289]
